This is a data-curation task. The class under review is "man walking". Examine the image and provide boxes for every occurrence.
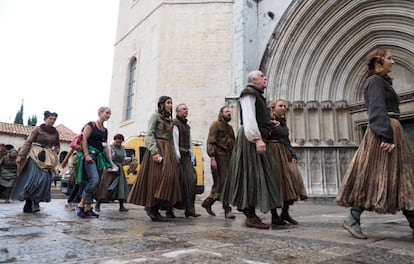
[202,106,235,219]
[221,70,282,229]
[173,103,201,217]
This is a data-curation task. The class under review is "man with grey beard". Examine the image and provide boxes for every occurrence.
[202,106,236,219]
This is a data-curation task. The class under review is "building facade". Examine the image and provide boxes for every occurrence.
[108,0,414,196]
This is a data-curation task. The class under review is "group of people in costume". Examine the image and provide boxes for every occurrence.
[3,46,414,240]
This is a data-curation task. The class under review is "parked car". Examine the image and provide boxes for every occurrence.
[123,135,205,194]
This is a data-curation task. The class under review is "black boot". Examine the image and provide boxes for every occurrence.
[403,210,414,239]
[119,200,129,212]
[23,199,33,213]
[166,207,176,218]
[271,209,286,225]
[201,197,216,216]
[281,203,298,225]
[94,200,101,212]
[145,207,158,221]
[32,200,40,212]
[146,207,167,222]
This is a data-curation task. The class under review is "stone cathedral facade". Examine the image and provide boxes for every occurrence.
[108,0,414,197]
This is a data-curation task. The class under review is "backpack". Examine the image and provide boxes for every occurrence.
[69,121,96,152]
[69,134,83,152]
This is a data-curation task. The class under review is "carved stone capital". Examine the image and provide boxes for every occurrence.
[321,100,333,110]
[295,138,305,146]
[292,101,305,110]
[335,100,348,110]
[306,101,319,110]
[309,139,320,146]
[339,138,350,145]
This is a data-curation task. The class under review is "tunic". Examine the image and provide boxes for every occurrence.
[206,119,235,200]
[221,85,282,213]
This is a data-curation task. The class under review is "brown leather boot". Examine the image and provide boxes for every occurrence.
[224,206,235,219]
[201,197,216,216]
[245,217,269,229]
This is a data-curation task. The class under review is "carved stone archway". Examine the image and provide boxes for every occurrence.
[260,0,414,196]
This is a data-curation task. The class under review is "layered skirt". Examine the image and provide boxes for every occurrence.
[220,128,282,213]
[0,168,17,188]
[336,118,414,213]
[11,159,52,202]
[127,139,181,208]
[268,141,307,203]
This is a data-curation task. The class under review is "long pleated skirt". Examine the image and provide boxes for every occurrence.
[127,139,181,208]
[220,128,282,213]
[96,162,129,201]
[11,159,52,202]
[268,141,307,203]
[336,118,414,213]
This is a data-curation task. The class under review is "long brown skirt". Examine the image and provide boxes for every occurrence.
[269,142,307,202]
[336,118,414,213]
[127,139,181,208]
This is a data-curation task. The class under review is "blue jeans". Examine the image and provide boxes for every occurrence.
[82,161,100,204]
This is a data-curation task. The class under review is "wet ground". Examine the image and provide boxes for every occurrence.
[0,197,413,264]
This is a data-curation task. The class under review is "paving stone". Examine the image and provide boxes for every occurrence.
[0,199,413,263]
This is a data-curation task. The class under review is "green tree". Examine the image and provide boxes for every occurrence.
[27,115,38,126]
[13,100,24,125]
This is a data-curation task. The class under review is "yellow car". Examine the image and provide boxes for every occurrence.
[123,136,205,194]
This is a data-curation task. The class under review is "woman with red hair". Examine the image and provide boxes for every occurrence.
[336,47,414,239]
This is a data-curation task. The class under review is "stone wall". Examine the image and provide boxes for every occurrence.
[108,0,234,143]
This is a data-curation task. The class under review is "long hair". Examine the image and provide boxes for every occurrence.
[218,106,229,121]
[157,96,172,118]
[366,47,393,85]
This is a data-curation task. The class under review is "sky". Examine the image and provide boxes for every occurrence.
[0,0,120,132]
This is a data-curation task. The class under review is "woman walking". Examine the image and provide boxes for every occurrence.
[128,96,181,222]
[336,47,414,239]
[95,133,129,212]
[76,107,114,218]
[12,111,60,213]
[269,99,307,225]
[0,149,18,203]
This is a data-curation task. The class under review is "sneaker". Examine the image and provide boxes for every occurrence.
[64,203,74,211]
[86,209,100,218]
[76,206,86,218]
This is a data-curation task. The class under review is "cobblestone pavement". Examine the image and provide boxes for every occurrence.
[0,198,413,264]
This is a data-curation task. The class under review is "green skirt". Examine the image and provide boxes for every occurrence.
[220,128,282,213]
